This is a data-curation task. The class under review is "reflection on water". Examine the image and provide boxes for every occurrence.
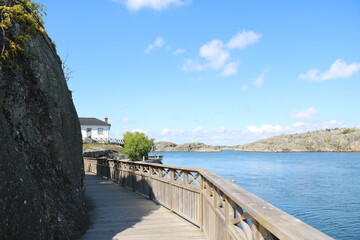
[160,151,360,240]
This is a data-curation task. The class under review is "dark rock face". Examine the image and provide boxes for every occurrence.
[0,2,88,239]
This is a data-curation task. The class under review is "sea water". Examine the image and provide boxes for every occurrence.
[157,151,360,239]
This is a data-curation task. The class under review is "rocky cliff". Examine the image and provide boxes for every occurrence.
[0,1,88,239]
[236,128,360,152]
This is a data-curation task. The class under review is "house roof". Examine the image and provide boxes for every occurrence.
[79,118,111,127]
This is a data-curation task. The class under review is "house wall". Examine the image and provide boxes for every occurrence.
[81,125,110,141]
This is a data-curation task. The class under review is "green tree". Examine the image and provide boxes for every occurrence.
[123,132,154,161]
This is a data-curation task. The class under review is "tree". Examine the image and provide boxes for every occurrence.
[123,132,154,161]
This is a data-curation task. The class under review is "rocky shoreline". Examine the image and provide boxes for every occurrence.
[153,142,226,152]
[237,128,360,152]
[153,128,360,153]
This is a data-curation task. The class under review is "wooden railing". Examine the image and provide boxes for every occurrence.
[84,158,334,240]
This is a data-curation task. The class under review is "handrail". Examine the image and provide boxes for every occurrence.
[83,157,334,240]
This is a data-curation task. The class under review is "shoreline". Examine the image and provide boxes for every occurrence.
[152,149,360,153]
[153,128,360,153]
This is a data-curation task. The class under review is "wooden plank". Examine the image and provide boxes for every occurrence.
[79,172,205,240]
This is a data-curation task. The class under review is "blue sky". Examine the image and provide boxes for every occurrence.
[38,0,360,145]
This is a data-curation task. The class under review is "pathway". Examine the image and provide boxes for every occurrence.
[79,172,206,240]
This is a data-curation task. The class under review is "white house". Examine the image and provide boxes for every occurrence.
[79,117,111,141]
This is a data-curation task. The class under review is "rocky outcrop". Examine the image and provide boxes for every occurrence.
[83,149,125,160]
[83,144,125,160]
[153,141,224,152]
[0,1,88,239]
[236,128,360,152]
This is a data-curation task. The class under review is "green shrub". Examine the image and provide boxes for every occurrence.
[123,132,154,161]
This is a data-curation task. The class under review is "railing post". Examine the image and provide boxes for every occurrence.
[184,171,189,186]
[148,166,152,199]
[158,168,161,179]
[252,220,263,240]
[109,160,113,179]
[199,176,204,231]
[169,169,174,211]
[132,162,135,192]
[213,187,218,210]
[225,196,230,240]
[120,162,125,187]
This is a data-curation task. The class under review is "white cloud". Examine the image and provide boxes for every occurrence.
[144,36,165,54]
[132,128,148,134]
[253,69,268,88]
[193,126,206,134]
[320,119,341,129]
[199,40,229,70]
[181,30,262,77]
[117,0,189,11]
[289,107,318,119]
[159,128,185,136]
[153,127,248,145]
[218,127,226,133]
[149,119,350,145]
[246,124,283,135]
[222,61,239,76]
[299,59,360,81]
[293,122,305,128]
[227,30,262,49]
[173,49,186,55]
[181,59,204,72]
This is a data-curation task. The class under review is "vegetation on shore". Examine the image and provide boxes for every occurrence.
[83,143,123,153]
[237,128,360,152]
[123,132,154,161]
[153,128,360,152]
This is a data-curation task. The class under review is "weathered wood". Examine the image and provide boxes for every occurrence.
[83,158,334,240]
[199,169,334,240]
[79,173,205,240]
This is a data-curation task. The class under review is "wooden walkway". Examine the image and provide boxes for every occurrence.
[79,172,206,240]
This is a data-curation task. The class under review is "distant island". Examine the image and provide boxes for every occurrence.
[153,128,360,152]
[153,142,227,152]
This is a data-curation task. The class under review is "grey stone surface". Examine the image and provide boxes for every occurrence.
[0,2,88,239]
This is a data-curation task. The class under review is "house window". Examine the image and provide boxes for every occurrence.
[98,128,103,135]
[87,128,92,138]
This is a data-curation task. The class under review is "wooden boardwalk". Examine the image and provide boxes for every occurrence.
[79,172,206,240]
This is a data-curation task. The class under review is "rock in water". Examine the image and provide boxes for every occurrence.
[0,0,88,239]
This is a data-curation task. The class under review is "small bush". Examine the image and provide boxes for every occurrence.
[123,132,154,161]
[341,128,356,134]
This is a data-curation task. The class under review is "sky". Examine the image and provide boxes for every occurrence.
[37,0,360,145]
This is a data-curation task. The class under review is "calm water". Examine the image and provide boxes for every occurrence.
[157,151,360,239]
